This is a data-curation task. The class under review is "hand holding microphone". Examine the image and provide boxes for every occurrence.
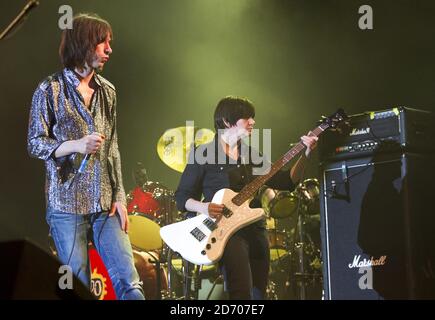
[77,132,105,174]
[77,132,105,154]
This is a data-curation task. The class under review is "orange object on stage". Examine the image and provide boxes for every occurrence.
[88,244,117,300]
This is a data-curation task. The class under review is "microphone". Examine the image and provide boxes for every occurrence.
[65,154,90,190]
[0,0,40,40]
[78,154,91,174]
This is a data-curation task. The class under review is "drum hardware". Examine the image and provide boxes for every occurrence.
[162,247,180,300]
[163,247,196,300]
[134,246,223,300]
[204,274,224,300]
[163,247,224,300]
[189,263,225,300]
[144,250,164,300]
[288,178,322,300]
[133,249,169,300]
[182,259,194,300]
[262,178,323,300]
[176,257,205,300]
[294,207,308,300]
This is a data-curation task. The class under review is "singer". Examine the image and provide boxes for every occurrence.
[27,13,145,300]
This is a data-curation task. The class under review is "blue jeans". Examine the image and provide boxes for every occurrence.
[46,208,145,300]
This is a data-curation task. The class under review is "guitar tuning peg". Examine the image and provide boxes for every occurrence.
[317,115,327,124]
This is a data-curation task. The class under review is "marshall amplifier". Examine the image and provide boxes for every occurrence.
[319,152,435,299]
[319,107,435,162]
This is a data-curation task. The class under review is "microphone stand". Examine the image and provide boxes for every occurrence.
[0,0,40,40]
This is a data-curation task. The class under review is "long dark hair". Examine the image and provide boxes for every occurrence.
[214,96,255,130]
[59,13,112,70]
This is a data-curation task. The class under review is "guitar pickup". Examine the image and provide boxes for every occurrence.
[203,218,217,231]
[190,227,206,242]
[222,206,233,218]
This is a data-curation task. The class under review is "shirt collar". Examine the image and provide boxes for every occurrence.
[214,134,248,164]
[63,68,102,88]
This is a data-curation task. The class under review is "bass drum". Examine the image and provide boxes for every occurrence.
[128,214,163,252]
[133,250,168,300]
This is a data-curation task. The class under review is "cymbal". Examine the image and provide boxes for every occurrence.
[157,126,215,172]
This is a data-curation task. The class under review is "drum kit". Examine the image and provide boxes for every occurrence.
[126,172,323,300]
[126,171,323,300]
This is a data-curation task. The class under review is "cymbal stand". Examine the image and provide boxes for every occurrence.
[182,259,192,299]
[292,195,308,300]
[181,260,203,300]
[164,247,178,299]
[146,250,163,300]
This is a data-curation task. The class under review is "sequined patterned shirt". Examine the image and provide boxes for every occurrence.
[27,68,126,214]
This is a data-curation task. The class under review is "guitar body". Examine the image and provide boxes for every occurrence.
[160,188,265,265]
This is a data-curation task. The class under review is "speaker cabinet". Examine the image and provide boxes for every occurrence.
[320,152,435,299]
[0,239,93,299]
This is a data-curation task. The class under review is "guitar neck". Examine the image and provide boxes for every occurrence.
[232,124,327,206]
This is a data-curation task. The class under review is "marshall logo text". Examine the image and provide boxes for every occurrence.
[349,255,387,269]
[349,127,370,136]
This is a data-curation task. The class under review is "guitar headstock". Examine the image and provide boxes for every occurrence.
[319,108,349,133]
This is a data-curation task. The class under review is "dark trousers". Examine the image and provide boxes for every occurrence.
[220,222,270,300]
